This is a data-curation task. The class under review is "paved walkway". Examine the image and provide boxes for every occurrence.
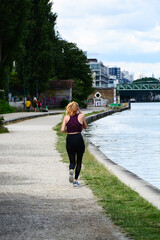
[1,107,107,123]
[1,110,64,124]
[0,112,129,240]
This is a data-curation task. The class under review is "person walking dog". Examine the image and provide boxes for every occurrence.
[61,101,87,187]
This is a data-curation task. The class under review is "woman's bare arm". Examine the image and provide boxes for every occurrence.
[77,108,87,129]
[82,115,87,129]
[61,116,67,133]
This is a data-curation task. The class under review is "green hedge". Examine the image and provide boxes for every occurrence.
[0,100,16,114]
[61,99,70,108]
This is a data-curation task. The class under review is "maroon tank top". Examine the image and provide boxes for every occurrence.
[66,114,82,133]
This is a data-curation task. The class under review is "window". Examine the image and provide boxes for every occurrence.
[90,64,100,69]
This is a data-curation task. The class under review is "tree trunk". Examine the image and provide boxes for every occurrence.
[0,39,2,63]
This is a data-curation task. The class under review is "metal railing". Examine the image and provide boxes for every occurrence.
[117,83,160,91]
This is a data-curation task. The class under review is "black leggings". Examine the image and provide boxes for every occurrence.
[66,133,85,180]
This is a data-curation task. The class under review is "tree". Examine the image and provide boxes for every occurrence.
[16,0,57,97]
[1,0,92,104]
[52,40,93,104]
[133,77,159,84]
[0,0,28,91]
[9,70,23,96]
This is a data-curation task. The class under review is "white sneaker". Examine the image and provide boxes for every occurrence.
[69,169,74,183]
[73,181,80,187]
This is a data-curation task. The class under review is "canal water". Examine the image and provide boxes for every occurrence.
[84,103,160,189]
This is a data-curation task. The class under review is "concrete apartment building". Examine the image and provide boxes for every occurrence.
[87,57,132,106]
[88,59,109,88]
[88,59,125,88]
[87,59,117,106]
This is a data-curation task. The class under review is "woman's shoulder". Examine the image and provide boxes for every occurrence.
[65,114,70,118]
[78,113,85,123]
[78,113,85,118]
[64,115,70,122]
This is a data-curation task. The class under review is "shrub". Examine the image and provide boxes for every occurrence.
[0,116,4,126]
[0,100,16,114]
[0,116,8,133]
[72,98,87,108]
[61,98,69,108]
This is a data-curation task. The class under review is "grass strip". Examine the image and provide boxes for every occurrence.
[82,149,160,240]
[54,115,160,240]
[84,110,105,117]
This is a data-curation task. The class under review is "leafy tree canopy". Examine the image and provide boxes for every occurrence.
[16,0,57,97]
[133,77,159,84]
[1,0,93,104]
[0,0,28,90]
[52,40,93,104]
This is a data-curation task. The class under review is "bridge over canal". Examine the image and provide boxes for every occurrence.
[117,78,160,102]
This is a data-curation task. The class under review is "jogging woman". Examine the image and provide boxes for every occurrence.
[61,101,87,187]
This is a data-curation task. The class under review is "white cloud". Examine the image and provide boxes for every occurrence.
[52,0,137,16]
[52,0,160,78]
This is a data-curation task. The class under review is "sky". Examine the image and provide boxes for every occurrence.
[51,0,160,80]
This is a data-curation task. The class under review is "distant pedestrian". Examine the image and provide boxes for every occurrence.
[25,98,31,112]
[61,101,87,187]
[33,97,37,112]
[37,99,42,111]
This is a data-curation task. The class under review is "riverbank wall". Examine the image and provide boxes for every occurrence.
[85,106,129,124]
[84,106,160,210]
